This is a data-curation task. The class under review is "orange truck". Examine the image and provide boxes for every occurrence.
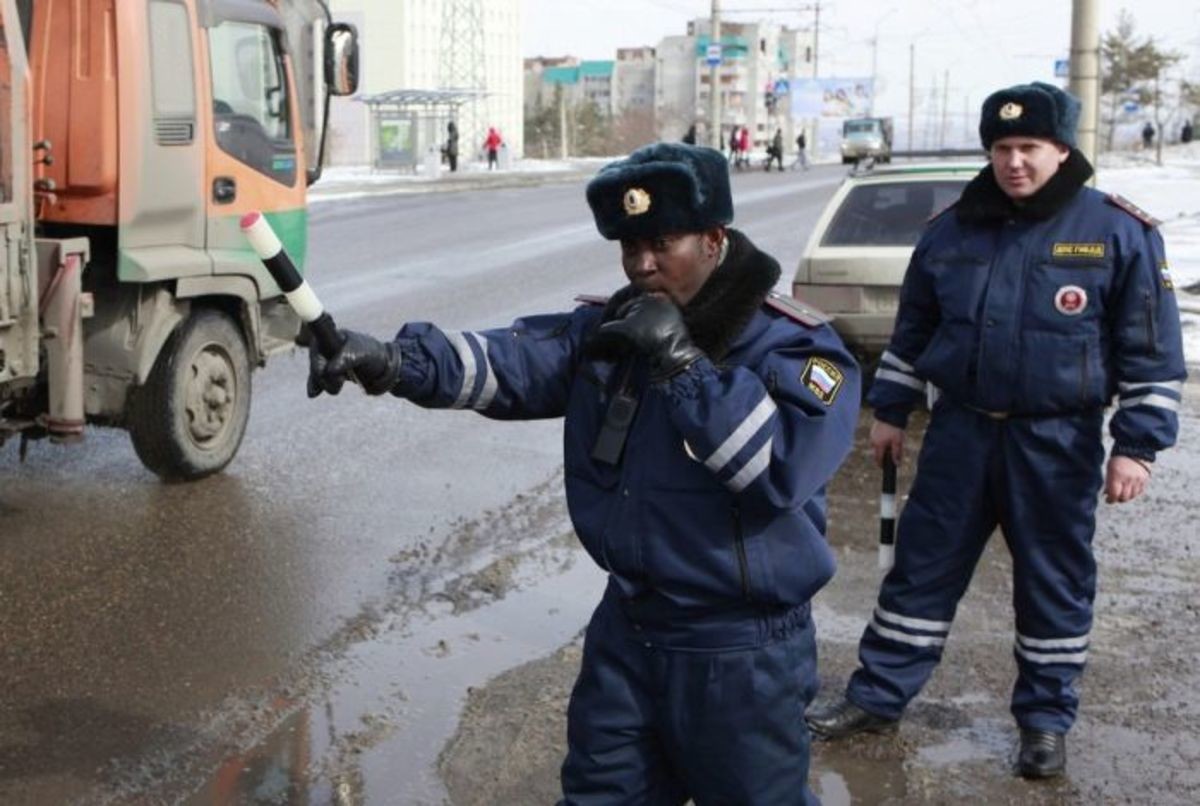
[0,0,357,480]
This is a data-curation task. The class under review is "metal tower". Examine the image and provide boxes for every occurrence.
[439,0,487,150]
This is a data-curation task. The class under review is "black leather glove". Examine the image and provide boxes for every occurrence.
[307,329,402,398]
[590,295,705,381]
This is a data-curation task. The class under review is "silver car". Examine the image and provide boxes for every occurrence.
[793,163,981,363]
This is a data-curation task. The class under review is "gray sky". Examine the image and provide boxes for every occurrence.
[524,1,1199,134]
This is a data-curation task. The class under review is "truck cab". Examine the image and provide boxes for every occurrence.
[840,117,893,165]
[0,0,357,480]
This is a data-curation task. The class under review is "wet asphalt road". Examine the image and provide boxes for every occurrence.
[0,164,843,804]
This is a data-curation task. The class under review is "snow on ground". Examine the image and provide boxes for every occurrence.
[1098,143,1200,365]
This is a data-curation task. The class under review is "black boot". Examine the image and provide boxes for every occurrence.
[1017,729,1066,779]
[805,697,899,741]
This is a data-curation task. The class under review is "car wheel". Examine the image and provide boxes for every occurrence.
[128,309,252,482]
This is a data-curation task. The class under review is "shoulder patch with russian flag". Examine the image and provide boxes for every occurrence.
[801,356,845,405]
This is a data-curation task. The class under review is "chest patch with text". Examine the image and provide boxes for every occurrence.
[1051,243,1106,260]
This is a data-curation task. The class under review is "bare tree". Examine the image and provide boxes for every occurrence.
[1100,9,1182,161]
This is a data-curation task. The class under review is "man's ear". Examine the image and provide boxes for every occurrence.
[1056,143,1071,164]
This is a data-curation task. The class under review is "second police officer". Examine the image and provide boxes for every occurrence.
[806,82,1187,779]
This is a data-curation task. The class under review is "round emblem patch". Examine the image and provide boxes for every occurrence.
[1054,285,1088,315]
[623,187,652,216]
[999,102,1023,120]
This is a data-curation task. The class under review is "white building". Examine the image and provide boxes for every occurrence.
[327,0,523,164]
[614,47,656,115]
[655,19,815,153]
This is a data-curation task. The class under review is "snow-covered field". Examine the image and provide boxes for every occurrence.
[1098,144,1200,365]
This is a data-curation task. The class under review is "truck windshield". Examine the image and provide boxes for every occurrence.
[844,122,877,134]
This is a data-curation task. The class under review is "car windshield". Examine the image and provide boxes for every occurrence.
[820,180,968,247]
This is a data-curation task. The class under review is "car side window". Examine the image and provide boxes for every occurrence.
[208,20,296,185]
[822,181,967,247]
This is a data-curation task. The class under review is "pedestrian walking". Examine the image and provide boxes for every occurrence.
[806,81,1186,780]
[1181,119,1193,144]
[444,121,459,173]
[682,123,697,145]
[484,126,503,170]
[766,128,785,171]
[792,130,809,171]
[1142,121,1155,149]
[306,143,860,804]
[728,126,739,165]
[737,126,750,169]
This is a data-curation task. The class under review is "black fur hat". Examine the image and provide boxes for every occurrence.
[979,82,1081,149]
[586,143,733,240]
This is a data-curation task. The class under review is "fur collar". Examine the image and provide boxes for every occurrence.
[598,228,780,361]
[956,148,1094,224]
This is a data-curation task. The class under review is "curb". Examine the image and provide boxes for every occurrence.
[309,167,599,204]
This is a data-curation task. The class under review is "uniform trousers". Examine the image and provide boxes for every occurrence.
[847,402,1105,733]
[561,585,821,805]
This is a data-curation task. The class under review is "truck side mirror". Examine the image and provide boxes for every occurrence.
[324,23,359,97]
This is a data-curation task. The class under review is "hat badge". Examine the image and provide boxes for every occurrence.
[623,187,652,216]
[999,102,1023,121]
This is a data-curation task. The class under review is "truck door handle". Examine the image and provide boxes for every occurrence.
[213,177,237,204]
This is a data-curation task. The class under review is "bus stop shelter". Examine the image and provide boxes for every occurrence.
[359,88,486,172]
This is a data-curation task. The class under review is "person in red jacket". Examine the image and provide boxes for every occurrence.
[484,126,503,170]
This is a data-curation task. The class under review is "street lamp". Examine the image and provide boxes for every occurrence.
[869,8,898,116]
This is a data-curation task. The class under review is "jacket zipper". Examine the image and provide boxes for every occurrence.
[733,505,750,600]
[1080,340,1090,405]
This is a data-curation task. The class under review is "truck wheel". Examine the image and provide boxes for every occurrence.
[128,309,251,481]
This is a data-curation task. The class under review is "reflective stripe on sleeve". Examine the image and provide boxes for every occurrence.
[1119,379,1183,394]
[881,350,916,373]
[726,438,772,493]
[467,332,498,410]
[703,394,777,475]
[445,331,479,409]
[875,368,926,392]
[1118,393,1181,412]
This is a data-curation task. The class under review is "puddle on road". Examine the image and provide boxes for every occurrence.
[187,538,605,805]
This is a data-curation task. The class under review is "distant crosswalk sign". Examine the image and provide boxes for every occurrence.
[1054,59,1070,78]
[706,44,722,67]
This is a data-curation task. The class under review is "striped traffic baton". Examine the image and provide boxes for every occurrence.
[879,451,897,571]
[239,211,344,359]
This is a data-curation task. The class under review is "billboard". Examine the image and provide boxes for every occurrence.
[791,78,874,119]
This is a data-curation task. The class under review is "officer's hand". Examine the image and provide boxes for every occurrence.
[591,294,705,380]
[1104,456,1150,504]
[307,329,401,398]
[870,419,905,467]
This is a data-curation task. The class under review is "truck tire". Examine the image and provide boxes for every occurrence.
[128,308,251,481]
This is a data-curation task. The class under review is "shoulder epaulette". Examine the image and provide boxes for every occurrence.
[574,294,609,306]
[1106,193,1161,228]
[763,291,830,327]
[926,200,958,223]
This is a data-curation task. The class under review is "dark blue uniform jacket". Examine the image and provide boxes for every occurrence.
[389,230,860,641]
[870,154,1186,461]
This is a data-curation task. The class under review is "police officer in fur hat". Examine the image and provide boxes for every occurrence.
[806,82,1186,778]
[307,142,860,802]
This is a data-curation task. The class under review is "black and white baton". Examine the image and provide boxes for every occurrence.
[879,451,897,571]
[240,211,344,359]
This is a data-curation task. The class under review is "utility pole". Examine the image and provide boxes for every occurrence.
[907,43,915,150]
[709,0,722,149]
[940,68,949,149]
[1068,0,1100,169]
